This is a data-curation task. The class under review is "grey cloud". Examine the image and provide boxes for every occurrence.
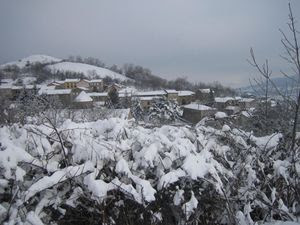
[0,0,299,87]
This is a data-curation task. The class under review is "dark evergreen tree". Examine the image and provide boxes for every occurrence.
[108,87,119,108]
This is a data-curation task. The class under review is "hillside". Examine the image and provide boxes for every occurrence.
[46,61,129,81]
[0,55,130,82]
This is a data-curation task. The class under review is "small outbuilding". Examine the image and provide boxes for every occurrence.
[73,91,93,109]
[182,103,217,123]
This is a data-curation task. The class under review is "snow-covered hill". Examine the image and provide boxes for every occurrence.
[0,55,130,81]
[0,54,62,68]
[46,61,129,81]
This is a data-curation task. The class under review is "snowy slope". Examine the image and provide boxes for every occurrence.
[0,55,62,68]
[46,62,129,81]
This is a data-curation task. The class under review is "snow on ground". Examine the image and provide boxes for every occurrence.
[46,62,129,81]
[0,55,62,68]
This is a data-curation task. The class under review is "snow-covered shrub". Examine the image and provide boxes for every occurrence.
[147,98,183,124]
[0,116,299,224]
[131,98,144,121]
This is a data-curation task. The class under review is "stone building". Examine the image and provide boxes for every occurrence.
[88,79,103,92]
[87,92,108,103]
[139,96,161,110]
[62,79,80,89]
[238,98,257,110]
[214,97,239,110]
[39,88,72,106]
[177,91,195,105]
[182,103,217,123]
[73,91,93,109]
[164,89,178,100]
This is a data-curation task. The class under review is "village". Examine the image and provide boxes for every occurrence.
[0,77,258,124]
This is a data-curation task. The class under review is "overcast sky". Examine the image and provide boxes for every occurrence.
[0,0,299,87]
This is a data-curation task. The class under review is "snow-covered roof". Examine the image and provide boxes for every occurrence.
[110,83,123,88]
[75,91,93,102]
[11,86,23,90]
[40,85,55,90]
[139,96,160,101]
[199,88,212,94]
[215,97,235,103]
[241,111,251,118]
[164,89,178,94]
[93,101,106,106]
[1,79,13,84]
[88,92,108,97]
[119,87,136,94]
[239,98,255,103]
[225,106,240,110]
[65,79,80,82]
[76,86,89,91]
[48,81,63,86]
[215,112,228,119]
[24,85,35,89]
[8,85,36,90]
[0,84,13,89]
[183,103,215,111]
[119,93,132,97]
[89,79,102,83]
[39,88,71,95]
[178,91,195,96]
[135,90,166,96]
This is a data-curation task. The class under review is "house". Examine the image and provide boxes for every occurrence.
[87,92,108,103]
[73,91,93,109]
[135,90,166,98]
[62,79,80,89]
[38,88,72,106]
[164,89,178,100]
[138,96,161,110]
[0,84,13,100]
[70,86,90,97]
[51,79,103,92]
[9,85,39,101]
[106,83,124,93]
[88,79,103,92]
[76,79,90,89]
[214,97,239,110]
[182,103,217,123]
[238,98,257,109]
[47,81,64,87]
[177,91,195,105]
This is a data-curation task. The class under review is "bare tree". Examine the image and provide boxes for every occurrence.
[249,3,300,203]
